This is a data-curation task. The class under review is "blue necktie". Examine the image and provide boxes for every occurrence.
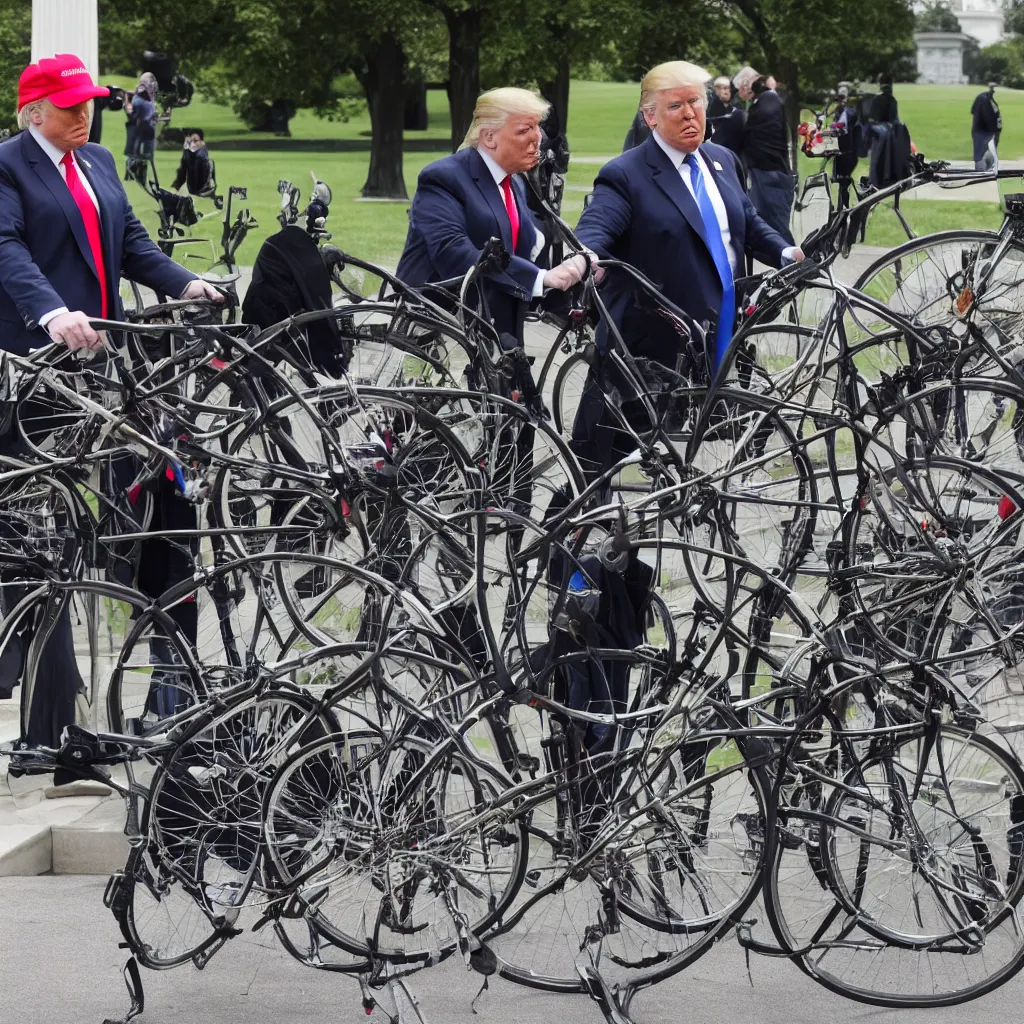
[684,152,735,372]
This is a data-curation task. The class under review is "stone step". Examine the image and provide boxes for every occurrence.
[51,797,128,875]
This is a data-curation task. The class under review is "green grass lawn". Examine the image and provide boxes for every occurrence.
[103,78,1024,271]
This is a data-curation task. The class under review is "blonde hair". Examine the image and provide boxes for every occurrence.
[17,99,44,130]
[640,61,711,112]
[461,87,550,149]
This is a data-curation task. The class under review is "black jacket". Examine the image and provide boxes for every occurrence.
[743,89,790,173]
[972,91,1001,135]
[869,88,898,124]
[242,226,344,374]
[622,110,651,152]
[709,107,745,154]
[170,147,214,195]
[707,95,732,118]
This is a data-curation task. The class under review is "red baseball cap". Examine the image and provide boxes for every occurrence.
[17,54,109,111]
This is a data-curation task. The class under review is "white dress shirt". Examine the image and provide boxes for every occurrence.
[651,130,797,269]
[29,126,102,329]
[475,146,546,297]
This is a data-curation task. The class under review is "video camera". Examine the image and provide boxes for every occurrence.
[102,86,128,111]
[142,51,194,116]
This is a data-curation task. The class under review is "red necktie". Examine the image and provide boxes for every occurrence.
[61,151,108,318]
[501,175,520,253]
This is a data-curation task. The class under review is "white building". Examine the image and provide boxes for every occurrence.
[912,0,1005,45]
[915,31,972,83]
[913,0,1004,85]
[956,0,1005,46]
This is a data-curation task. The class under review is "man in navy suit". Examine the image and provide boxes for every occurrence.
[0,54,220,356]
[396,86,587,344]
[572,60,802,480]
[0,55,221,762]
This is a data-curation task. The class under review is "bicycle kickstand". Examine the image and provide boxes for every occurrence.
[101,956,144,1024]
[578,965,636,1024]
[359,970,429,1024]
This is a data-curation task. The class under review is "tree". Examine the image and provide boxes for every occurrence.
[420,0,484,151]
[964,39,1024,86]
[483,0,644,135]
[1008,0,1024,37]
[914,2,962,32]
[728,0,915,165]
[102,0,420,197]
[612,0,914,169]
[0,2,31,135]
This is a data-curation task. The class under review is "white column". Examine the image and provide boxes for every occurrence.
[32,0,98,78]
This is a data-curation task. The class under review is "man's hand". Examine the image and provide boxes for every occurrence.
[46,310,103,352]
[543,259,584,292]
[579,247,606,284]
[781,245,806,264]
[181,279,226,303]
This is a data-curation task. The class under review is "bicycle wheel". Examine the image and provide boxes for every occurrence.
[854,230,1023,329]
[113,842,237,970]
[845,454,1024,664]
[764,724,1024,1006]
[552,349,590,436]
[262,731,527,964]
[143,690,338,890]
[490,740,771,994]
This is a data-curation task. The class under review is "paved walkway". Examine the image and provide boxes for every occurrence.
[1,875,1021,1024]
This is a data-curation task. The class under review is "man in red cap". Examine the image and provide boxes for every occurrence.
[0,56,222,768]
[0,53,221,354]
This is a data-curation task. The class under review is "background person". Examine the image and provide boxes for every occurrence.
[733,65,795,244]
[971,82,1001,171]
[125,73,158,165]
[707,74,744,155]
[171,128,214,196]
[622,107,652,151]
[833,83,861,181]
[0,54,221,759]
[869,73,899,125]
[707,75,734,117]
[396,87,587,345]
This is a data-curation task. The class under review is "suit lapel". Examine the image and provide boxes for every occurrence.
[22,132,101,284]
[699,146,744,254]
[644,134,710,253]
[468,147,514,256]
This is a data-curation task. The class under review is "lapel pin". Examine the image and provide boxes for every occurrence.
[713,160,723,171]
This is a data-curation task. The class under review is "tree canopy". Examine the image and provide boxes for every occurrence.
[97,0,917,193]
[914,2,963,33]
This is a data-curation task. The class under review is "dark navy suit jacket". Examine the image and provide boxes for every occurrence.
[395,146,545,341]
[0,130,195,354]
[575,135,789,359]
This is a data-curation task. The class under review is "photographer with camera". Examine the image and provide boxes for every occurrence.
[126,72,158,164]
[0,54,222,759]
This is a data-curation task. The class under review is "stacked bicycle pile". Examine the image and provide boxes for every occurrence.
[3,190,1024,1023]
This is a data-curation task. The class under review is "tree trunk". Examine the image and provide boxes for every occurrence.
[356,33,408,199]
[539,50,571,136]
[443,6,481,152]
